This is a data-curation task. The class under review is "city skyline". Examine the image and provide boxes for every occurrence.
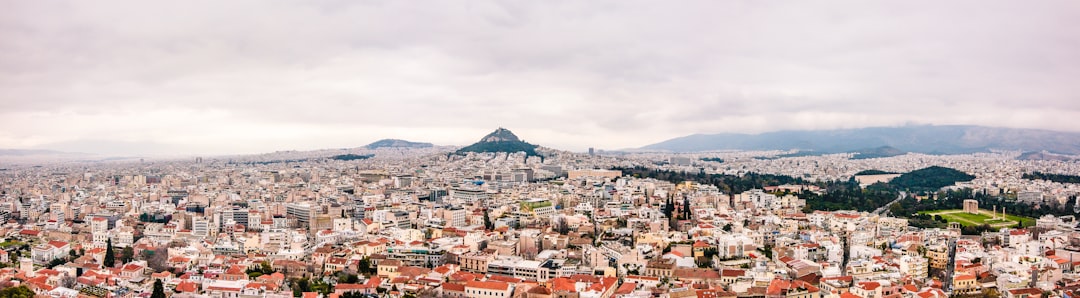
[3,1,1080,156]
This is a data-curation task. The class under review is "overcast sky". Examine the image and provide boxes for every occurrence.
[2,1,1079,156]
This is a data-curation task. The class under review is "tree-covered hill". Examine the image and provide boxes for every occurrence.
[456,128,539,156]
[889,166,974,190]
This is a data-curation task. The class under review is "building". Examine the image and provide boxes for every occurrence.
[31,241,70,265]
[464,280,513,298]
[386,245,446,267]
[567,169,621,180]
[286,203,315,229]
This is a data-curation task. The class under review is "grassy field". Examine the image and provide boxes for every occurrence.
[919,209,1036,228]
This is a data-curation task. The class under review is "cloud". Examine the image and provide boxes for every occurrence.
[1,0,1079,155]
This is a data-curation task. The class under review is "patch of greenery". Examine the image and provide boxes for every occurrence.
[700,157,724,163]
[0,240,24,248]
[890,188,1067,228]
[889,166,974,191]
[331,154,374,161]
[614,166,807,194]
[801,181,898,212]
[1024,171,1080,184]
[456,141,538,156]
[855,170,897,175]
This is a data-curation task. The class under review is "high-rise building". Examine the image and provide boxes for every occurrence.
[286,203,314,229]
[192,217,211,238]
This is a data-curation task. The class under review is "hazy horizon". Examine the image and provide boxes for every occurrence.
[3,1,1079,156]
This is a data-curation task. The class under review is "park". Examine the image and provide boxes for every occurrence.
[918,208,1035,229]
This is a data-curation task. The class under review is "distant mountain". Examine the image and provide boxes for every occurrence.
[1017,151,1076,161]
[456,128,539,156]
[642,125,1080,155]
[850,146,906,160]
[365,139,433,149]
[0,149,75,156]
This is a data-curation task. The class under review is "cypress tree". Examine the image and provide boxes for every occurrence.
[104,238,115,267]
[483,209,493,230]
[151,279,166,298]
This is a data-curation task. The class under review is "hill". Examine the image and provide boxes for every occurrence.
[365,139,433,149]
[456,128,539,156]
[850,146,906,159]
[641,125,1080,154]
[889,166,975,190]
[1017,151,1076,161]
[0,149,76,156]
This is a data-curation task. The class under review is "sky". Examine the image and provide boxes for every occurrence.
[2,1,1079,156]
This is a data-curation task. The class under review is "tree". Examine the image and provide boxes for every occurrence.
[46,258,66,268]
[357,257,374,276]
[682,197,691,220]
[555,217,570,235]
[151,279,166,298]
[483,209,493,230]
[337,272,359,284]
[104,238,115,268]
[0,286,34,298]
[146,247,169,273]
[260,260,274,275]
[121,246,135,264]
[58,274,77,288]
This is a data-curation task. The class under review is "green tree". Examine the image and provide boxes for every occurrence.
[337,272,359,284]
[483,209,493,230]
[0,286,34,298]
[121,246,135,264]
[46,258,66,268]
[682,197,691,220]
[260,260,274,275]
[358,257,374,276]
[104,238,115,267]
[151,279,166,298]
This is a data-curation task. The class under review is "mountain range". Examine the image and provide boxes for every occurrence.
[365,139,433,149]
[641,125,1080,155]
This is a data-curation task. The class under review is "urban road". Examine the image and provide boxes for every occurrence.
[873,191,907,216]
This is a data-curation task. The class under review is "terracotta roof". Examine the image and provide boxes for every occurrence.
[465,280,510,291]
[1008,288,1043,295]
[176,281,199,293]
[487,275,522,283]
[859,281,881,291]
[48,241,68,249]
[720,269,745,277]
[442,283,465,292]
[616,282,636,294]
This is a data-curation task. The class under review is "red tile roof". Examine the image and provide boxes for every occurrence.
[465,280,510,291]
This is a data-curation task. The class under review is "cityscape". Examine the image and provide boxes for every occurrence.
[3,2,1080,298]
[2,127,1080,298]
